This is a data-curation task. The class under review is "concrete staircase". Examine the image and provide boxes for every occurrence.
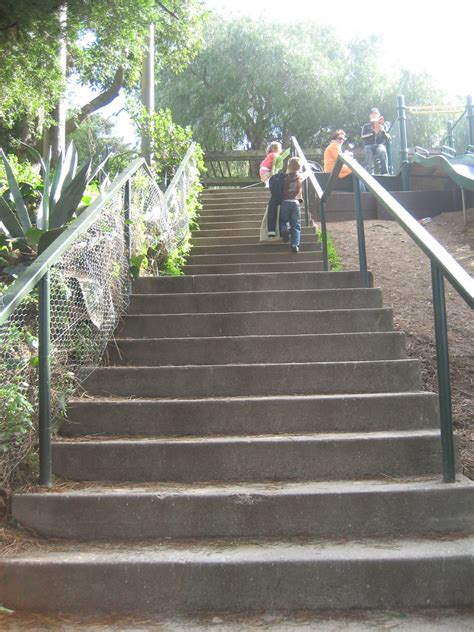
[2,187,474,615]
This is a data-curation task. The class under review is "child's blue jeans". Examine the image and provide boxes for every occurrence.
[279,200,301,247]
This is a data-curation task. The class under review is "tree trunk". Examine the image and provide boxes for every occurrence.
[43,1,67,164]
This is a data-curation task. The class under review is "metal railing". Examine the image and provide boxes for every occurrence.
[0,144,200,486]
[291,135,474,483]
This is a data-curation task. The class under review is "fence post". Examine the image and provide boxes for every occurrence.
[353,176,369,288]
[320,199,329,271]
[124,179,132,264]
[397,94,410,191]
[467,95,474,147]
[38,272,52,487]
[431,263,456,483]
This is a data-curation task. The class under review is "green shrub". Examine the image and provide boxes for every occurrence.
[316,227,344,271]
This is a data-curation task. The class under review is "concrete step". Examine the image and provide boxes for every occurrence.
[198,213,263,222]
[81,360,422,398]
[12,479,474,541]
[127,288,380,314]
[63,392,439,437]
[183,262,325,274]
[198,209,267,216]
[201,199,269,205]
[186,251,323,265]
[52,430,440,482]
[2,535,473,612]
[197,220,264,230]
[201,193,269,201]
[191,234,316,247]
[132,271,371,294]
[190,242,322,255]
[106,331,403,366]
[117,308,392,338]
[193,226,315,238]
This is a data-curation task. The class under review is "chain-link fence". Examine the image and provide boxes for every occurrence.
[0,151,200,486]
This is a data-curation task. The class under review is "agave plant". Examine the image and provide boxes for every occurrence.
[0,143,109,260]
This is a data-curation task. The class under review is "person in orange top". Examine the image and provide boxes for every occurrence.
[323,130,352,179]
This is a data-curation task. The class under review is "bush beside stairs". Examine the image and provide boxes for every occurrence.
[1,187,474,615]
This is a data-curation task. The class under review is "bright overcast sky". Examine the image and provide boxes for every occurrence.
[204,0,473,99]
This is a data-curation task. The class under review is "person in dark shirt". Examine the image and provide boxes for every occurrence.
[361,108,390,174]
[279,157,303,253]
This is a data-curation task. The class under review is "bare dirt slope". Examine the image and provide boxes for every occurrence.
[328,211,474,478]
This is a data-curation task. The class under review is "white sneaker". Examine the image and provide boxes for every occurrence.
[267,231,276,237]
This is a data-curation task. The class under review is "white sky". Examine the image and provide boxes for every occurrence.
[204,0,473,98]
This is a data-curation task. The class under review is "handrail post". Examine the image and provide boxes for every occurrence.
[303,178,309,227]
[386,138,393,175]
[124,179,132,264]
[431,262,456,483]
[320,199,329,271]
[353,176,369,288]
[38,272,52,487]
[397,94,410,191]
[467,95,474,147]
[447,120,454,150]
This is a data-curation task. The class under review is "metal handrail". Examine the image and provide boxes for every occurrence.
[311,142,473,483]
[164,142,197,204]
[0,157,146,325]
[339,153,474,308]
[1,144,200,485]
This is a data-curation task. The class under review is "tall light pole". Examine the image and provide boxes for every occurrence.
[141,23,155,165]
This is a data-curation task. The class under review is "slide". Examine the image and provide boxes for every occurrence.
[413,148,474,191]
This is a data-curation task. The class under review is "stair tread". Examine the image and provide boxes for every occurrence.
[3,534,474,559]
[54,429,440,444]
[20,476,461,496]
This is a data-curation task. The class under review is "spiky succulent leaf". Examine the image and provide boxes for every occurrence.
[37,148,51,230]
[49,158,92,229]
[61,144,78,192]
[37,226,67,255]
[0,195,25,239]
[49,143,76,215]
[0,149,31,233]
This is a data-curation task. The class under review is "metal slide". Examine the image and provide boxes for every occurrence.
[414,147,474,192]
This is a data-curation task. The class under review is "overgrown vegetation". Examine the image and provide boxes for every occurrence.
[130,107,205,276]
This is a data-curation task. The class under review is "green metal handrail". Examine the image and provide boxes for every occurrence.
[322,148,474,483]
[164,142,197,205]
[1,144,200,486]
[0,158,146,324]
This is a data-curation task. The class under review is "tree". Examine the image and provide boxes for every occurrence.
[156,16,450,151]
[0,0,206,153]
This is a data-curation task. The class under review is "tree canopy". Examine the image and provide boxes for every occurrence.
[156,16,450,150]
[0,0,206,150]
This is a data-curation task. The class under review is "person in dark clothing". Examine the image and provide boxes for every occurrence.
[361,108,390,174]
[279,157,303,253]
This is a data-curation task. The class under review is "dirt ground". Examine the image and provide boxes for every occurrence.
[328,211,474,478]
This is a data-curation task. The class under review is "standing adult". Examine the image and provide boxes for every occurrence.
[361,108,389,175]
